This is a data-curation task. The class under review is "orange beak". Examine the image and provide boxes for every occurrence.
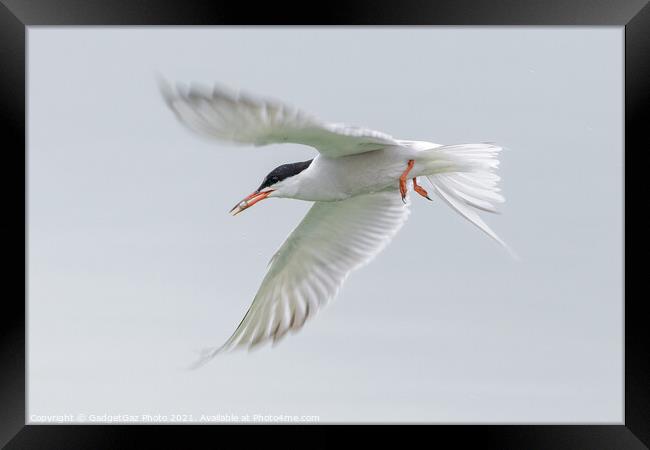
[229,190,273,216]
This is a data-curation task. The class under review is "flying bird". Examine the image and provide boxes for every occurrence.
[160,81,513,365]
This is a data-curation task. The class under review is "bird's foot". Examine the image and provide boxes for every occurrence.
[399,180,408,203]
[399,159,415,203]
[412,177,432,201]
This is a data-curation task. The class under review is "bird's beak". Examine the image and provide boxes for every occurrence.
[229,190,273,216]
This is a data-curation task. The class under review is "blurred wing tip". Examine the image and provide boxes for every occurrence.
[156,74,175,106]
[186,345,229,370]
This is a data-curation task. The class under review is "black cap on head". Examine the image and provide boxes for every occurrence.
[257,159,313,192]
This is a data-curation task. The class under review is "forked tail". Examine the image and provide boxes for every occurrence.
[421,143,517,259]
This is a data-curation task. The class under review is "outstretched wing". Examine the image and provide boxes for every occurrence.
[192,190,410,366]
[160,81,399,158]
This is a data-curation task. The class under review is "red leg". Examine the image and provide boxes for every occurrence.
[413,177,432,201]
[399,160,415,202]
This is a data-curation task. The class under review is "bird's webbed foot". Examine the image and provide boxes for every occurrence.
[399,159,432,202]
[399,159,415,203]
[412,177,432,201]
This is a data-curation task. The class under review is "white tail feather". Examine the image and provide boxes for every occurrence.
[422,143,518,259]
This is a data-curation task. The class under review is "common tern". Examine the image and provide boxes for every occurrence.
[160,82,513,365]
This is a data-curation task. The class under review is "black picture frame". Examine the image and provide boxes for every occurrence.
[1,0,646,447]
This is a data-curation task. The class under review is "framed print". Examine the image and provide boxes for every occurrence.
[1,0,647,447]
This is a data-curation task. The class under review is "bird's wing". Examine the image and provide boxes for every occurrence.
[161,81,399,158]
[192,190,410,365]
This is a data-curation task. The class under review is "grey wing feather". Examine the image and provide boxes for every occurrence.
[160,80,399,158]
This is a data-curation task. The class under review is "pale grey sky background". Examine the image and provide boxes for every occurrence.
[28,27,623,423]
